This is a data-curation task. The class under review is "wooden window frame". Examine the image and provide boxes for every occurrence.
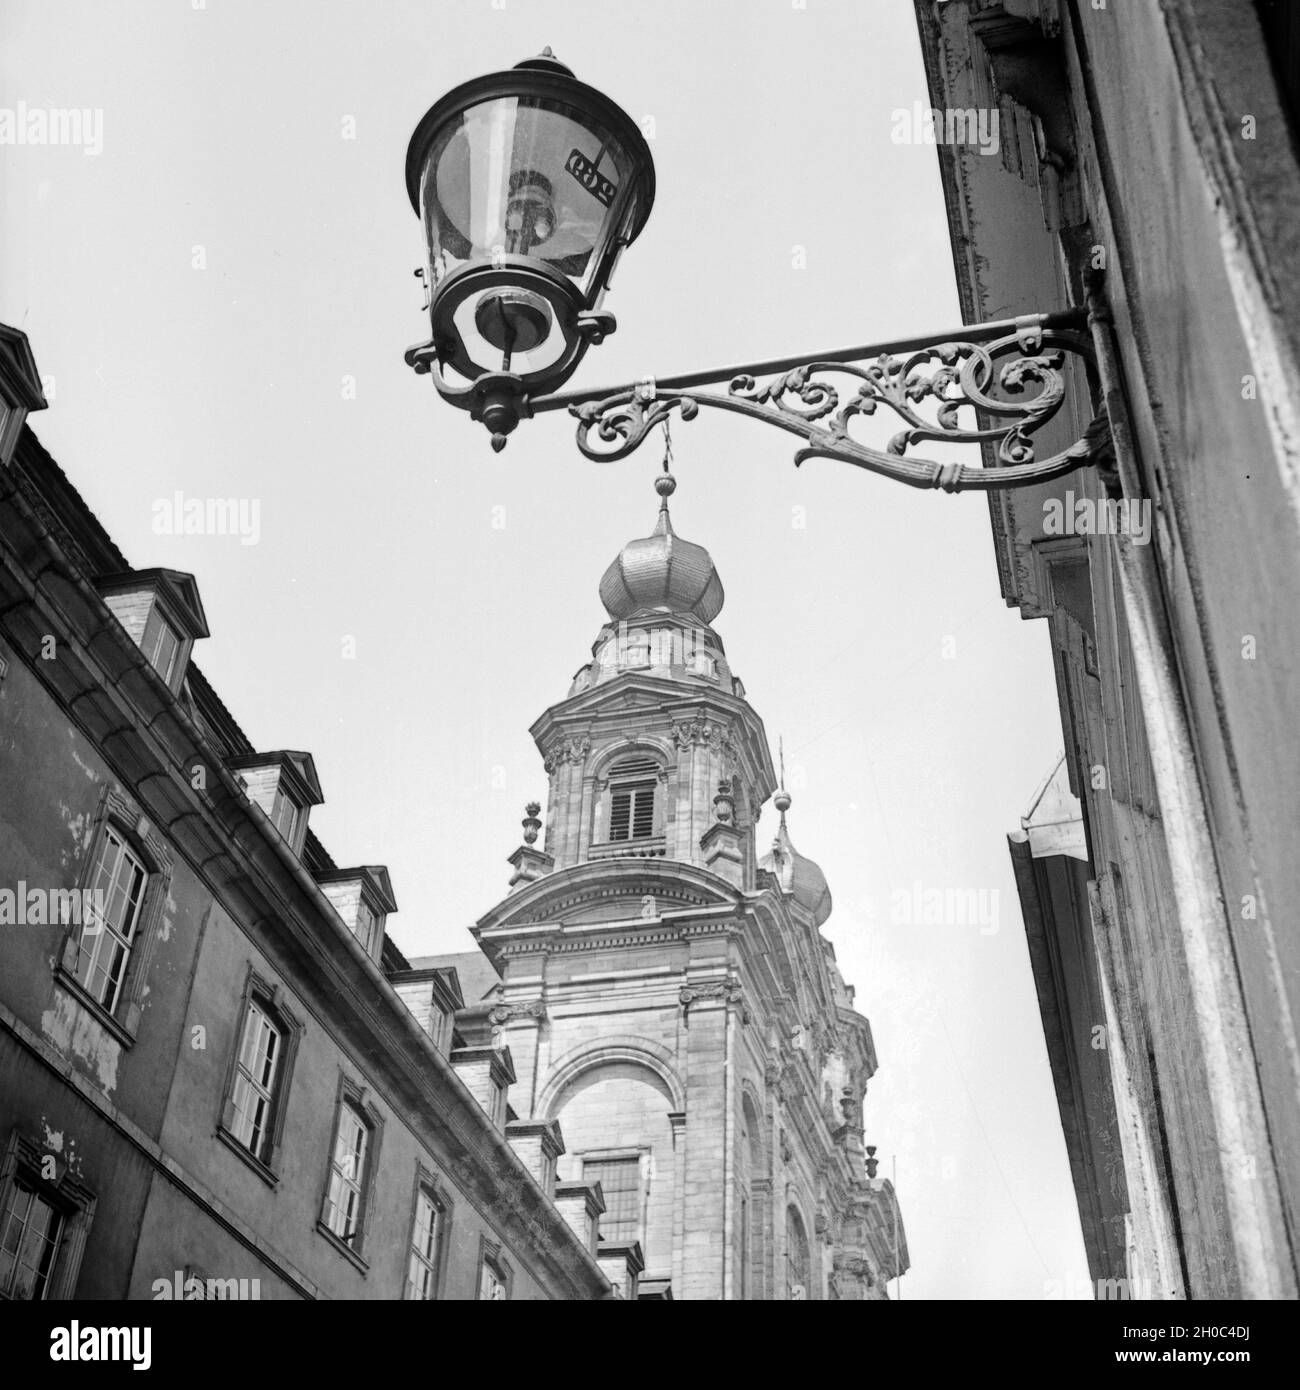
[217,967,303,1185]
[353,899,378,956]
[54,787,172,1047]
[316,1075,384,1272]
[0,1133,96,1301]
[476,1236,513,1301]
[403,1166,452,1301]
[141,604,181,687]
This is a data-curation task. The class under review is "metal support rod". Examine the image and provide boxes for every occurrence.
[530,308,1088,412]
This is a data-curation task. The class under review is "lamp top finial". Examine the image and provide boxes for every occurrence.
[514,47,575,76]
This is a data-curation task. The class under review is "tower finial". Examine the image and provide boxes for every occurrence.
[774,737,792,820]
[654,419,677,518]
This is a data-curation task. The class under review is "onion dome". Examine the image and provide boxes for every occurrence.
[599,473,724,624]
[759,785,832,927]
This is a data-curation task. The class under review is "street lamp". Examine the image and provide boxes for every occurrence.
[404,48,654,447]
[404,53,1110,491]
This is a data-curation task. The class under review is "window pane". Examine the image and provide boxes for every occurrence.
[325,1104,369,1240]
[76,829,147,1011]
[230,1001,282,1159]
[405,1189,440,1300]
[480,1260,507,1300]
[354,903,377,954]
[142,606,181,683]
[582,1156,642,1244]
[0,1183,62,1300]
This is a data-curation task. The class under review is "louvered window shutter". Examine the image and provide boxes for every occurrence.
[630,784,655,838]
[607,756,660,842]
[610,788,633,840]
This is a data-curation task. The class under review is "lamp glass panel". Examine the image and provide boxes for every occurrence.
[420,95,635,296]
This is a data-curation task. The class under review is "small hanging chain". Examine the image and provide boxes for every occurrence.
[661,417,674,474]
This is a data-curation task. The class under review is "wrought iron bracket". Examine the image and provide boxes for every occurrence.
[527,309,1110,492]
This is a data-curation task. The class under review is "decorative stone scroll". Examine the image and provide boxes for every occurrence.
[670,718,735,756]
[488,999,547,1027]
[678,978,747,1022]
[542,735,591,775]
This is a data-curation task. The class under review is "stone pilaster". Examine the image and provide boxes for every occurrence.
[700,822,745,887]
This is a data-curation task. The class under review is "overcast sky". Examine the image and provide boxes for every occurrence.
[1,0,1090,1298]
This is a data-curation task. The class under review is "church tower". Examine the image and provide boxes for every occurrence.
[472,470,907,1299]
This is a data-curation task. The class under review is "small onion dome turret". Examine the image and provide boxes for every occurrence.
[759,787,832,927]
[598,473,724,625]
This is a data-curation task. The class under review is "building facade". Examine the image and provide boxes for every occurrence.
[914,0,1300,1298]
[472,472,907,1299]
[0,323,904,1300]
[0,324,609,1301]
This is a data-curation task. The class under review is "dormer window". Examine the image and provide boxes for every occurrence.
[270,793,300,847]
[605,754,660,842]
[96,569,209,696]
[389,964,463,1055]
[141,606,181,685]
[315,866,398,964]
[355,900,378,955]
[228,751,324,857]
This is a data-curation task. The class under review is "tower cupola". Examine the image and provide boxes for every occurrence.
[598,473,724,624]
[759,772,833,927]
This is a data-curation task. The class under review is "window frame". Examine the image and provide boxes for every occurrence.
[54,787,172,1046]
[580,1146,650,1248]
[316,1075,384,1271]
[217,968,303,1184]
[141,604,181,686]
[353,899,379,956]
[0,1133,95,1302]
[403,1167,451,1301]
[476,1236,513,1301]
[68,823,147,1015]
[596,753,665,847]
[269,790,302,848]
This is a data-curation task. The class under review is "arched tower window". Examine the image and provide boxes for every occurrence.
[786,1205,811,1300]
[604,754,660,843]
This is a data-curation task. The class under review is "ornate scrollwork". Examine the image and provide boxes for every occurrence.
[566,318,1107,493]
[679,978,746,1020]
[488,999,547,1027]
